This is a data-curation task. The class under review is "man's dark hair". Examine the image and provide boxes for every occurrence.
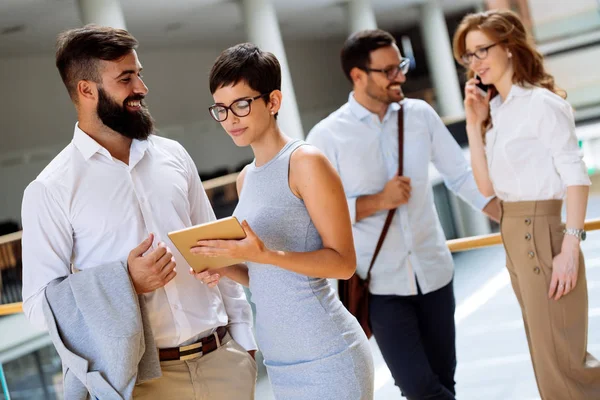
[209,43,281,116]
[55,24,138,101]
[340,29,396,82]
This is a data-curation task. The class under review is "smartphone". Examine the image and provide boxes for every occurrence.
[475,74,489,96]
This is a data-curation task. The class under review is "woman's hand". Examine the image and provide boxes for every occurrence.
[190,220,267,264]
[464,78,491,128]
[548,235,580,300]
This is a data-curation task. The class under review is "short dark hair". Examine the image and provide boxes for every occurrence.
[55,24,138,101]
[209,43,281,116]
[340,29,396,82]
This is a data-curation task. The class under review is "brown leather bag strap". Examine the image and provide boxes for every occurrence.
[397,104,405,176]
[365,104,404,284]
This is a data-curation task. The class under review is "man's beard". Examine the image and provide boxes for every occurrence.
[366,80,404,105]
[96,87,155,140]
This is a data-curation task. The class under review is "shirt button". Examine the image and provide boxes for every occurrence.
[533,266,540,275]
[528,251,535,259]
[525,218,532,226]
[173,304,180,310]
[525,233,531,241]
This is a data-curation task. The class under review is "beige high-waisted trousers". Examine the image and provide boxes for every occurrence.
[501,200,600,399]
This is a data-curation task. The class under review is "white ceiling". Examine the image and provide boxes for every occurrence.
[0,0,480,57]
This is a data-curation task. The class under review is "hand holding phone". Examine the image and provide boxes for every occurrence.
[464,76,491,127]
[475,74,489,96]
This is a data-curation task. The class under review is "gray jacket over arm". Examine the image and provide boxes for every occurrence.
[41,261,161,399]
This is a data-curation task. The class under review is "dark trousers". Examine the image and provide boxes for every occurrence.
[369,281,456,400]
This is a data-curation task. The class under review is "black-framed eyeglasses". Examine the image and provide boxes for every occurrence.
[208,93,270,122]
[365,58,410,80]
[461,42,502,65]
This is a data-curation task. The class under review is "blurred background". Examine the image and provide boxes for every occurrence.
[1,0,600,399]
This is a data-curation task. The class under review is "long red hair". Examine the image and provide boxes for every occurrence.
[452,9,565,136]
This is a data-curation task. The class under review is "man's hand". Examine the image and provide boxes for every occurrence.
[482,197,501,223]
[190,268,222,288]
[127,233,177,294]
[379,176,411,210]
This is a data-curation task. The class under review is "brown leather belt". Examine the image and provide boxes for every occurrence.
[159,326,227,362]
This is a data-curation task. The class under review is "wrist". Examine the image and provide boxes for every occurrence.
[375,192,387,211]
[466,123,483,136]
[562,234,581,251]
[126,261,142,294]
[219,265,233,278]
[132,280,144,295]
[257,247,275,265]
[563,227,586,241]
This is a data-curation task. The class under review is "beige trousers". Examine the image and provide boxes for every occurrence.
[501,200,600,399]
[133,333,257,400]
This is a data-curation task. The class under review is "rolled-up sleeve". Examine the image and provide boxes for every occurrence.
[345,196,358,224]
[21,181,72,331]
[537,94,591,187]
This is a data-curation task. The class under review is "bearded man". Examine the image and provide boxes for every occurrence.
[21,25,257,400]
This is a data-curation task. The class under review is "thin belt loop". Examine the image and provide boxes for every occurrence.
[214,330,221,348]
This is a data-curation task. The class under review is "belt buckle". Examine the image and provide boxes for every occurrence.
[179,341,202,361]
[177,329,222,361]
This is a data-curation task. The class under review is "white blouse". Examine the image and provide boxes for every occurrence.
[485,85,591,201]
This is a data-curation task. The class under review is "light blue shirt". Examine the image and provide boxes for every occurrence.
[307,93,490,296]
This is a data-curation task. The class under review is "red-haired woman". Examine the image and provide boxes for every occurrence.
[453,9,600,399]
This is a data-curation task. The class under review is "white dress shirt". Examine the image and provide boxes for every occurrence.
[307,94,490,296]
[486,85,591,201]
[21,124,257,350]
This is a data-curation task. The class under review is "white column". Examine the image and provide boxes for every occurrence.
[77,0,126,29]
[240,0,304,140]
[346,0,377,33]
[419,0,463,118]
[421,1,491,237]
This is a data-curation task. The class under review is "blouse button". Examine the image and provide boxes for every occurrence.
[528,251,535,259]
[525,233,532,241]
[533,266,540,275]
[525,218,532,226]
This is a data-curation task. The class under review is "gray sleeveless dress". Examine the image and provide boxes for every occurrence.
[234,139,374,399]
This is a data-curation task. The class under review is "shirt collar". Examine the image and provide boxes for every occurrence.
[129,136,150,168]
[72,122,150,164]
[348,92,401,122]
[490,84,532,114]
[73,123,105,161]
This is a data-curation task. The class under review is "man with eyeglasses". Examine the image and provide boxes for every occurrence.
[307,29,500,400]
